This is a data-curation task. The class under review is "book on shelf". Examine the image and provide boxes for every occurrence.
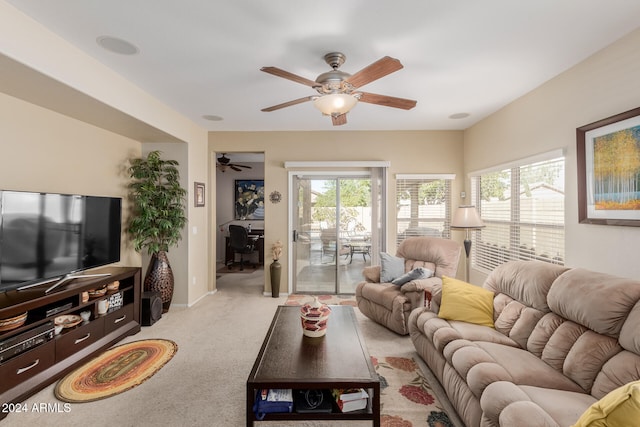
[253,389,293,420]
[331,388,369,412]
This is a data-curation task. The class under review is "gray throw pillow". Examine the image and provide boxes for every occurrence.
[391,267,434,286]
[380,253,405,283]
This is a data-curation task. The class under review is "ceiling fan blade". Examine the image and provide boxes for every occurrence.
[345,56,404,88]
[358,92,417,110]
[231,164,252,169]
[260,67,318,87]
[332,114,347,126]
[230,165,242,172]
[261,96,313,112]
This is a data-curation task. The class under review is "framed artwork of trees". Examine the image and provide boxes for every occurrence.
[577,106,640,226]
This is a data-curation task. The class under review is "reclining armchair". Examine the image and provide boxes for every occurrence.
[355,236,461,335]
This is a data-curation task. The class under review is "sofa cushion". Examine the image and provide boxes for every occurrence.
[548,268,640,337]
[395,236,461,279]
[591,350,640,399]
[572,380,640,427]
[494,297,548,349]
[413,310,519,353]
[484,260,569,312]
[481,382,596,427]
[447,341,584,397]
[391,267,433,286]
[619,300,640,354]
[379,252,404,283]
[438,276,495,328]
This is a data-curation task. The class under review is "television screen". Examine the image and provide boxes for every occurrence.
[0,191,121,292]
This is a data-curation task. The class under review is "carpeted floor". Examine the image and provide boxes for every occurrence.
[2,267,463,427]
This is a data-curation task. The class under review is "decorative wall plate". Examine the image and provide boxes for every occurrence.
[269,191,282,204]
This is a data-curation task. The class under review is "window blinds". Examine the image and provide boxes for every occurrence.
[395,175,454,247]
[471,156,565,272]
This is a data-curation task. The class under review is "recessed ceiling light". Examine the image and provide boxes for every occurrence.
[96,36,139,55]
[202,115,224,121]
[449,112,470,119]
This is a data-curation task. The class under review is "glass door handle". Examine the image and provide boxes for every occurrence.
[292,230,298,242]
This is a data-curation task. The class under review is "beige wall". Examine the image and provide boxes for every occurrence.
[0,91,141,268]
[464,27,640,282]
[0,2,211,307]
[209,130,465,293]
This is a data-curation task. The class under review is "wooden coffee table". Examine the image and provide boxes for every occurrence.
[246,305,380,426]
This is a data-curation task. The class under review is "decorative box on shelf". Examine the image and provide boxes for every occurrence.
[107,291,124,312]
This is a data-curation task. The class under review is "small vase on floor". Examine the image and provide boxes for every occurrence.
[144,251,174,313]
[270,260,281,298]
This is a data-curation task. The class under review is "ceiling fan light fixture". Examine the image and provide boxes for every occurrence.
[313,93,358,116]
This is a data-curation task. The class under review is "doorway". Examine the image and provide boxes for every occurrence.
[291,174,378,294]
[215,152,265,285]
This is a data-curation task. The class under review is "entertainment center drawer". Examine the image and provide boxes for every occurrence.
[104,304,134,335]
[0,340,55,394]
[55,318,104,362]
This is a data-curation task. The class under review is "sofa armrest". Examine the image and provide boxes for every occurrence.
[401,277,442,308]
[480,382,560,427]
[362,265,381,283]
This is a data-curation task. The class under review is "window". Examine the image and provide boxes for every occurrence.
[396,174,454,246]
[470,153,565,272]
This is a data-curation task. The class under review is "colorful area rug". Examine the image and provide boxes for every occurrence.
[55,339,178,403]
[374,356,453,427]
[284,294,357,306]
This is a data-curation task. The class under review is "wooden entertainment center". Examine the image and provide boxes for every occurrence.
[0,266,141,418]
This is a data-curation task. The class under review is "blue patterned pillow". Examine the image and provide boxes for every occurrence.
[392,267,433,286]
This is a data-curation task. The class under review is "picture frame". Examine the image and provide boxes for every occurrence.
[577,106,640,226]
[235,179,265,220]
[194,182,205,207]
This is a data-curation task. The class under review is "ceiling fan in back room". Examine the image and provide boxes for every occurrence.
[260,52,417,126]
[216,153,252,172]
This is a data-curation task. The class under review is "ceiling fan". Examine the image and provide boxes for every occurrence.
[260,52,417,126]
[216,153,252,172]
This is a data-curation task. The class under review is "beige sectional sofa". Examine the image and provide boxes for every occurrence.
[408,260,640,427]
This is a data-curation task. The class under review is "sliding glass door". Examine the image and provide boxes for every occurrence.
[291,174,379,294]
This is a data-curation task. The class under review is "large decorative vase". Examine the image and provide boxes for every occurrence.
[270,260,281,298]
[144,251,174,313]
[300,297,331,338]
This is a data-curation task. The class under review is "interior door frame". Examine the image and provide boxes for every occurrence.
[287,167,388,294]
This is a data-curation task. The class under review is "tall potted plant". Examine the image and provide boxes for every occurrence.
[128,150,187,312]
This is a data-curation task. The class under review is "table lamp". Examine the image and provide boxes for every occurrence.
[451,205,485,281]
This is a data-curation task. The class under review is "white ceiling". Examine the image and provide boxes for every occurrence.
[6,1,640,132]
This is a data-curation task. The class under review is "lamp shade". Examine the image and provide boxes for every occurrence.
[313,93,358,116]
[451,205,485,229]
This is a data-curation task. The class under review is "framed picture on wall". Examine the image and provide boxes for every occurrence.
[235,179,264,220]
[577,106,640,226]
[194,182,205,207]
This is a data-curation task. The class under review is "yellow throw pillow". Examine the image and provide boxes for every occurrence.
[572,380,640,427]
[438,276,495,328]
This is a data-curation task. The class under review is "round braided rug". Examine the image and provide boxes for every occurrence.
[55,339,178,403]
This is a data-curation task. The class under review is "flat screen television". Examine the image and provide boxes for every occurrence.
[0,190,121,294]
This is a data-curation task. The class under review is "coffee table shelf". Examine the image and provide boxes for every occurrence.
[246,305,380,426]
